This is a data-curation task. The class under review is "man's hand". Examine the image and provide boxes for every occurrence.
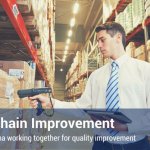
[29,95,53,109]
[113,120,128,131]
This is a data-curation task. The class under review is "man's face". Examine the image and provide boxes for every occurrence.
[96,30,118,58]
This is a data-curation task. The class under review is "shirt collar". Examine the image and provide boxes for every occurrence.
[110,54,129,68]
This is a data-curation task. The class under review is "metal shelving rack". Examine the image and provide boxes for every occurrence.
[0,0,51,85]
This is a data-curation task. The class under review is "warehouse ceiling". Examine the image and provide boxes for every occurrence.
[0,0,103,78]
[55,0,103,71]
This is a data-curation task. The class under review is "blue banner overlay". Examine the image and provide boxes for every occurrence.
[0,109,149,149]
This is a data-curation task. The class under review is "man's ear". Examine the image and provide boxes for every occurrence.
[116,32,122,43]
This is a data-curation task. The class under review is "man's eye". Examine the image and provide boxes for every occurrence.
[101,39,106,42]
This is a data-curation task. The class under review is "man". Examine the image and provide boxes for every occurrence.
[30,22,150,150]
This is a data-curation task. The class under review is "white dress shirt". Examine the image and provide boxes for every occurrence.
[54,54,150,143]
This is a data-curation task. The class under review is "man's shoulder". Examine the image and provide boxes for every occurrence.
[130,57,150,66]
[90,63,109,76]
[129,57,150,71]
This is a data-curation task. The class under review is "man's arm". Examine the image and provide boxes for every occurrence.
[29,72,94,109]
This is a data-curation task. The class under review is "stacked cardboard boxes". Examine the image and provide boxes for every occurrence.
[0,69,20,108]
[31,0,55,86]
[132,0,145,28]
[0,61,35,88]
[79,78,88,93]
[79,50,88,77]
[124,3,133,34]
[134,45,146,61]
[0,61,35,108]
[126,42,136,57]
[88,59,98,71]
[66,51,81,82]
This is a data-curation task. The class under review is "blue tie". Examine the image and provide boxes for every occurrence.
[106,61,120,136]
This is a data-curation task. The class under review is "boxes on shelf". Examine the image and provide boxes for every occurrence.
[83,78,88,89]
[132,0,145,28]
[79,79,84,93]
[76,83,80,95]
[31,0,55,88]
[126,42,136,57]
[79,50,88,77]
[98,54,104,67]
[134,45,145,57]
[124,3,133,34]
[9,76,20,108]
[0,69,20,108]
[66,51,81,82]
[134,45,146,61]
[88,59,98,71]
[79,78,87,93]
[0,61,35,89]
[136,53,146,61]
[0,61,36,108]
[75,51,82,65]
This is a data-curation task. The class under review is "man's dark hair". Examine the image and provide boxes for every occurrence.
[95,22,126,48]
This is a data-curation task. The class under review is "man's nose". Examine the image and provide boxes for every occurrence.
[98,42,102,49]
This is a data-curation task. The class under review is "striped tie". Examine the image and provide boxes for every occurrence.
[106,61,119,136]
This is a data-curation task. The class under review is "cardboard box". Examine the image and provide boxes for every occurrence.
[126,42,136,57]
[0,61,30,80]
[0,61,36,108]
[0,61,35,89]
[0,69,20,108]
[134,45,145,57]
[136,53,146,61]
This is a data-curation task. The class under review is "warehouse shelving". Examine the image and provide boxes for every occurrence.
[0,0,54,86]
[65,0,149,101]
[67,93,82,100]
[65,64,79,84]
[106,0,132,22]
[78,71,92,80]
[66,70,92,91]
[126,16,150,42]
